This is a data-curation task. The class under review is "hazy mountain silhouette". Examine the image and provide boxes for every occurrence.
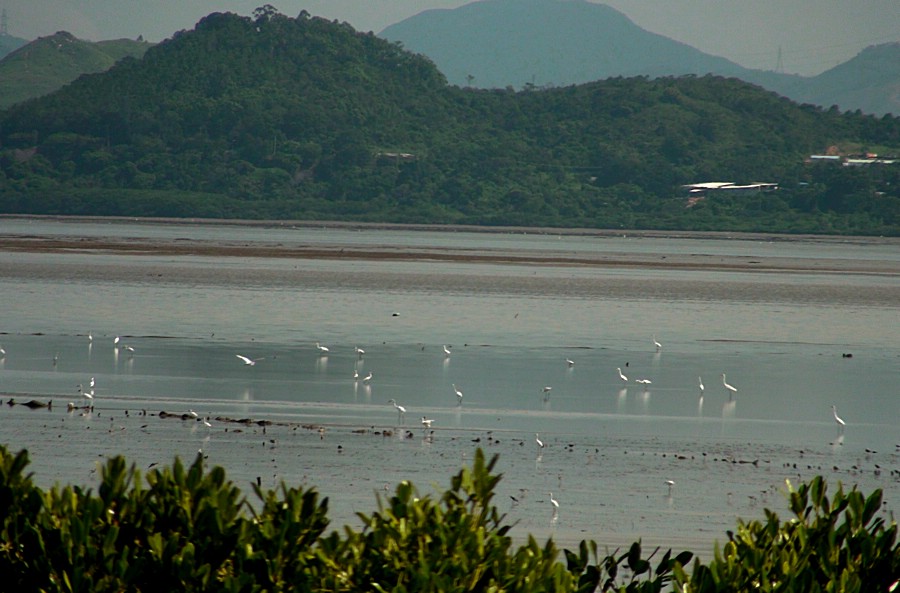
[0,33,28,59]
[380,0,898,116]
[789,43,900,116]
[0,31,152,109]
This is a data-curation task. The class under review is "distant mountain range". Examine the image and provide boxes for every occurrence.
[2,1,897,117]
[380,0,900,117]
[0,31,151,109]
[0,32,28,58]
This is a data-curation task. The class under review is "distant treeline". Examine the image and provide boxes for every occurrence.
[1,8,898,234]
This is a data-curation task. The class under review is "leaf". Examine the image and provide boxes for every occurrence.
[627,541,642,571]
[862,489,883,526]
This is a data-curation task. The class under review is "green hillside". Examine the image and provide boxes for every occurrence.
[0,31,151,109]
[1,8,898,235]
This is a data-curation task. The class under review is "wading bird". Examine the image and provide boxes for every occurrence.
[388,399,406,422]
[722,373,737,394]
[832,405,846,429]
[236,354,262,366]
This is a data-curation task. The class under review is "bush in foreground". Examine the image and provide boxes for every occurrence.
[0,445,896,592]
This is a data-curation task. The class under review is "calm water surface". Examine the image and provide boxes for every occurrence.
[1,219,898,553]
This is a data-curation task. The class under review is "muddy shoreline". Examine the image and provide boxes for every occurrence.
[1,214,898,275]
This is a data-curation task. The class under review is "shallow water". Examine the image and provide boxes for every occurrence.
[1,219,898,554]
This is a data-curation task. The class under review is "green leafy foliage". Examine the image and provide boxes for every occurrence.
[0,445,896,592]
[680,476,899,593]
[316,449,573,592]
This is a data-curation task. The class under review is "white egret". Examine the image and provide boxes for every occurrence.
[355,346,365,357]
[236,354,262,366]
[203,417,212,429]
[542,386,552,397]
[635,378,652,385]
[0,345,5,357]
[665,479,675,496]
[315,342,329,354]
[452,384,463,403]
[114,336,120,346]
[421,416,434,429]
[831,405,846,428]
[565,358,575,367]
[536,433,545,448]
[722,373,737,394]
[653,335,662,351]
[353,370,359,381]
[549,492,560,510]
[617,367,628,383]
[90,377,95,389]
[189,409,199,418]
[88,332,93,342]
[363,372,373,383]
[442,344,451,356]
[388,398,406,422]
[698,376,705,392]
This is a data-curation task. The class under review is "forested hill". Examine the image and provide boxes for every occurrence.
[0,32,152,109]
[1,8,898,235]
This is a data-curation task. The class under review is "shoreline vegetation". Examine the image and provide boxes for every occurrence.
[0,446,896,591]
[2,215,898,276]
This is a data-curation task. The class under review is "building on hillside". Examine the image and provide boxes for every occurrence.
[806,154,898,166]
[844,157,898,167]
[681,182,778,197]
[807,155,842,164]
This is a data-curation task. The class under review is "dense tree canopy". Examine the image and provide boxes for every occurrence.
[1,8,898,234]
[1,446,897,591]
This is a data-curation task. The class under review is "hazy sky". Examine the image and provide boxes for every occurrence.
[4,0,899,76]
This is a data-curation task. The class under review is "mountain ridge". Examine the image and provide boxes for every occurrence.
[0,32,28,59]
[0,31,152,109]
[379,0,899,116]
